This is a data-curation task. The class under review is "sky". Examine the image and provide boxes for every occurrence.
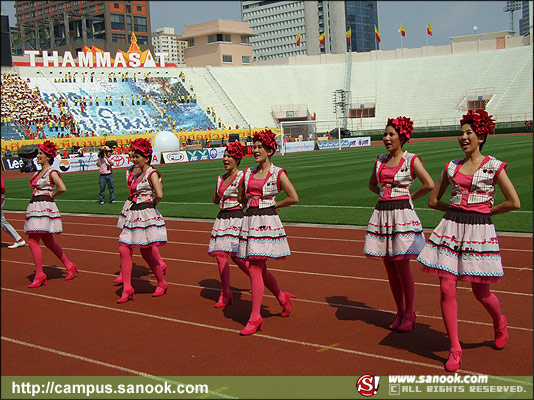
[1,1,523,51]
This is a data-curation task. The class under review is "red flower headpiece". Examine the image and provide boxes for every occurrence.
[252,129,277,150]
[131,138,152,157]
[38,140,57,158]
[387,116,414,142]
[460,109,495,136]
[226,141,245,160]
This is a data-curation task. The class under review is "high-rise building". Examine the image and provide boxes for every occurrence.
[12,1,152,55]
[519,0,531,36]
[152,27,186,65]
[241,0,378,61]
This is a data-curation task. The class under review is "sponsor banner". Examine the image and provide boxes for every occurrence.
[2,156,27,171]
[316,136,371,150]
[186,149,210,162]
[162,151,188,164]
[208,147,226,160]
[284,141,315,153]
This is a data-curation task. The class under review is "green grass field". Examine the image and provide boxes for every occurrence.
[3,135,532,233]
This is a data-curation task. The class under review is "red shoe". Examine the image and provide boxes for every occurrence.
[28,274,47,288]
[214,292,233,308]
[240,317,263,335]
[494,316,508,349]
[388,313,403,330]
[151,263,167,277]
[397,313,416,332]
[280,292,296,317]
[117,287,135,303]
[113,271,123,284]
[152,282,169,297]
[444,350,462,372]
[65,264,78,281]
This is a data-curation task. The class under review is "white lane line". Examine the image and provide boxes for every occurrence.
[4,248,532,297]
[3,260,532,332]
[0,336,237,399]
[0,287,494,375]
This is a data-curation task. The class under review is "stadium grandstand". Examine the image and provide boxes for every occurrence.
[1,40,532,147]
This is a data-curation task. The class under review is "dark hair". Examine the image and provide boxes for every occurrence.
[463,122,487,151]
[134,148,152,164]
[385,122,407,147]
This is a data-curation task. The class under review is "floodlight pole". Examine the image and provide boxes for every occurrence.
[337,119,341,150]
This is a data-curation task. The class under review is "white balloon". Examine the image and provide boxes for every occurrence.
[151,131,180,153]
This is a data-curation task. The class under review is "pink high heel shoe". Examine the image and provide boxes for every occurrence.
[28,274,47,288]
[444,350,462,372]
[113,271,123,284]
[494,316,508,349]
[65,264,78,281]
[152,282,169,297]
[397,313,416,332]
[117,287,135,303]
[280,292,296,317]
[151,263,167,277]
[240,317,263,336]
[214,292,233,308]
[388,313,403,330]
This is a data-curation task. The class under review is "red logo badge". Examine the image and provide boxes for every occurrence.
[111,156,125,167]
[356,375,380,397]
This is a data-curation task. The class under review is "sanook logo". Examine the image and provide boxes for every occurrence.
[356,375,380,397]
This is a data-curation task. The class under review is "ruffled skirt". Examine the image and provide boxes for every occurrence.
[118,202,167,248]
[363,200,425,260]
[24,195,63,234]
[208,208,244,256]
[116,198,132,229]
[238,206,290,261]
[417,208,502,283]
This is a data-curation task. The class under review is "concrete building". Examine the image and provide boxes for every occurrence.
[241,0,378,61]
[181,19,255,67]
[519,0,532,36]
[152,27,186,65]
[12,0,153,55]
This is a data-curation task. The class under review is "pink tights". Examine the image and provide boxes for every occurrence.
[119,244,166,291]
[439,277,503,351]
[383,258,415,317]
[28,233,74,276]
[248,259,285,321]
[215,254,250,296]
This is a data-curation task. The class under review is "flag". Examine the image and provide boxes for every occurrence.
[398,24,405,37]
[427,22,433,36]
[375,26,381,42]
[296,31,301,46]
[346,28,352,44]
[319,31,326,44]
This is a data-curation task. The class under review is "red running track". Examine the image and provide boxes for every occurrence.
[1,211,532,377]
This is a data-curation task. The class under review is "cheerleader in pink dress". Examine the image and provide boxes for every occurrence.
[208,141,251,307]
[24,140,78,287]
[417,110,520,372]
[237,129,299,335]
[114,147,168,284]
[116,138,168,303]
[363,117,434,332]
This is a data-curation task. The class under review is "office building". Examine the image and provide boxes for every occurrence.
[152,27,186,65]
[181,19,255,67]
[241,0,378,61]
[12,0,153,55]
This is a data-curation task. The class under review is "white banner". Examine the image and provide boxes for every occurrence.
[316,137,371,150]
[284,141,315,153]
[208,147,226,160]
[162,151,188,164]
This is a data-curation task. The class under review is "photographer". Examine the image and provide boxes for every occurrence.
[97,146,115,204]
